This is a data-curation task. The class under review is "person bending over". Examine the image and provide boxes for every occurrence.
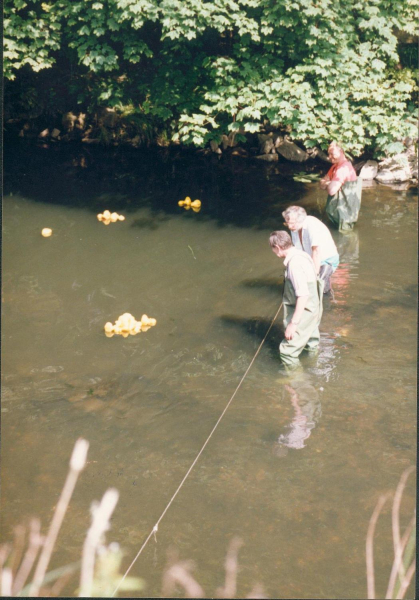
[270,231,324,368]
[282,205,339,294]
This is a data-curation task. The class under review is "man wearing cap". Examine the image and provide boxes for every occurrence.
[270,230,324,367]
[282,206,339,294]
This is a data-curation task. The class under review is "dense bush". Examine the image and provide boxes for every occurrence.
[4,0,418,156]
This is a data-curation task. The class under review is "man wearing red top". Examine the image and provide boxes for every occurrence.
[320,142,362,231]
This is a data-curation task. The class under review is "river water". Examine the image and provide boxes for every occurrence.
[2,144,417,598]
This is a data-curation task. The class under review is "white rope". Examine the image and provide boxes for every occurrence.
[111,301,284,597]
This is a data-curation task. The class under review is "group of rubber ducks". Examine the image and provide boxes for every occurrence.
[42,196,200,237]
[41,200,204,339]
[104,312,157,338]
[97,210,126,225]
[178,197,201,212]
[40,210,125,236]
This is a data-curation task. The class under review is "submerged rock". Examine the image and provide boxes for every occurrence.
[255,153,278,162]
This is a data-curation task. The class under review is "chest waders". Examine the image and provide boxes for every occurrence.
[279,256,324,367]
[326,176,362,231]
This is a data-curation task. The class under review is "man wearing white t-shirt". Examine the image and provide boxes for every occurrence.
[282,206,339,293]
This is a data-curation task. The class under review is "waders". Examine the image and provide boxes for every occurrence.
[326,176,362,231]
[280,255,324,367]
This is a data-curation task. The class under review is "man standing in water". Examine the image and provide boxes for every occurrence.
[270,231,323,367]
[282,206,339,293]
[320,141,362,231]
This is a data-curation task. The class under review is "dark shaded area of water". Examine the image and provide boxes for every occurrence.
[2,140,417,598]
[4,139,324,228]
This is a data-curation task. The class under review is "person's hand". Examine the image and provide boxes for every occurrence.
[285,322,298,340]
[319,178,329,190]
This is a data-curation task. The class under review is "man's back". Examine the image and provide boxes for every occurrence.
[291,215,338,262]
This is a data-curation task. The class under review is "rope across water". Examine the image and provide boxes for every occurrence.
[112,300,284,597]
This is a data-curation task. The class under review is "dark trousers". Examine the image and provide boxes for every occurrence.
[319,263,335,294]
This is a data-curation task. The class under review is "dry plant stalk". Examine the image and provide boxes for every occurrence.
[246,583,268,599]
[366,494,390,599]
[366,466,416,600]
[386,466,416,599]
[10,526,26,576]
[216,537,243,598]
[29,438,89,597]
[161,548,204,598]
[79,488,120,597]
[161,538,266,599]
[12,519,43,595]
[1,568,13,596]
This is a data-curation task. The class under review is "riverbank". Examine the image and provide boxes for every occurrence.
[4,128,418,202]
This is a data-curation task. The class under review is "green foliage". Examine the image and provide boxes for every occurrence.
[4,0,419,157]
[89,544,144,597]
[293,172,321,183]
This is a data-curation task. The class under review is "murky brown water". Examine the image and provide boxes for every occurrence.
[1,146,417,598]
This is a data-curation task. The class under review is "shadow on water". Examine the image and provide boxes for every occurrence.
[220,314,284,358]
[360,283,418,313]
[4,139,315,229]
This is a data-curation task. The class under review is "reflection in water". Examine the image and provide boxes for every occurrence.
[274,372,322,455]
[333,229,359,303]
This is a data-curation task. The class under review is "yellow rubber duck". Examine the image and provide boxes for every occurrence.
[104,313,157,337]
[97,210,125,224]
[178,197,201,211]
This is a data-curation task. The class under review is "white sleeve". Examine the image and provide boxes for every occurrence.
[307,220,323,248]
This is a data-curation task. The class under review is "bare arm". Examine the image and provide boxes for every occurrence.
[327,180,342,196]
[285,295,308,340]
[319,176,330,190]
[311,246,321,275]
